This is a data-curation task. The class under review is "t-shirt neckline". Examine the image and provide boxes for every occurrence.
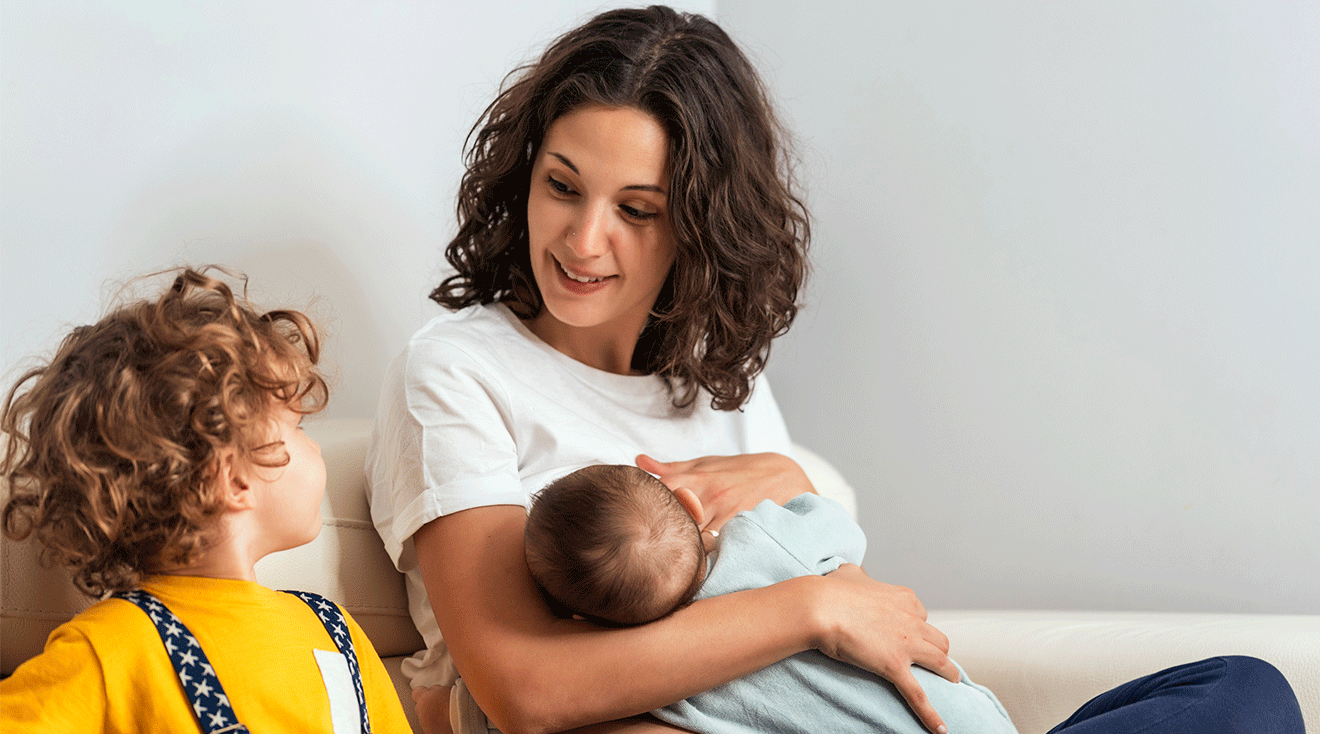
[492,302,665,398]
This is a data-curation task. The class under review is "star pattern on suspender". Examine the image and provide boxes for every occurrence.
[284,590,372,734]
[115,588,371,734]
[115,590,248,734]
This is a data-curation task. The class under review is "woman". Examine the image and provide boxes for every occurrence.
[367,7,1302,734]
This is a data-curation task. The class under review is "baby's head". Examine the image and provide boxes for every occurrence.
[0,268,328,597]
[525,464,707,627]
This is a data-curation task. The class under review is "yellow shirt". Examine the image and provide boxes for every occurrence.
[0,575,411,732]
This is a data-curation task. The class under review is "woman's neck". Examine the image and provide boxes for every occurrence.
[526,310,646,375]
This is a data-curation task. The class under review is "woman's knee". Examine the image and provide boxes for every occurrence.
[1215,656,1304,732]
[1218,655,1287,690]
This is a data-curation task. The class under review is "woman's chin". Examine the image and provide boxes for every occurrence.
[537,302,612,332]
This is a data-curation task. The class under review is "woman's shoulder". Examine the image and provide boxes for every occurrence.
[402,302,537,370]
[410,302,519,346]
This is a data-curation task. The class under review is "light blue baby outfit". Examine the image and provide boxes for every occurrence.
[653,493,1019,734]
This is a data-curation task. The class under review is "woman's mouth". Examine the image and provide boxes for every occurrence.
[554,258,615,293]
[558,259,608,283]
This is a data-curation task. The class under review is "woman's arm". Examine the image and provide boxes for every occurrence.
[416,504,957,734]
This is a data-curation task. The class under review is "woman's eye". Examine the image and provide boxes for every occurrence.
[547,176,574,195]
[620,204,659,222]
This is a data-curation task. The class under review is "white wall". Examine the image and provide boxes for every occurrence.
[4,1,1317,615]
[719,0,1320,613]
[1,0,712,419]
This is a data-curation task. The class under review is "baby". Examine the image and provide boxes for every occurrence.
[525,464,1019,734]
[0,268,410,732]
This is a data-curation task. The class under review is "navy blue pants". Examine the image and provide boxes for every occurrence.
[1047,656,1304,734]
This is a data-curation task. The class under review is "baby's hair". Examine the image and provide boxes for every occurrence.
[525,464,706,627]
[0,267,328,598]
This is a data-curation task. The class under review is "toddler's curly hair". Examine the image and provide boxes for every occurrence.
[0,267,328,597]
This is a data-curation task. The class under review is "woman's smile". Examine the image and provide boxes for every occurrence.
[525,104,675,374]
[555,256,614,288]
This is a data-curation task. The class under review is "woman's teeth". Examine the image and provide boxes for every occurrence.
[559,261,605,283]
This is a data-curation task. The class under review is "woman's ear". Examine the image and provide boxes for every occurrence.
[215,450,257,511]
[671,486,705,527]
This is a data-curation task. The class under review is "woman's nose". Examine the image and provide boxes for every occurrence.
[566,206,609,258]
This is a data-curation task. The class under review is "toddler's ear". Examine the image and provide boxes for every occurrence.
[671,486,705,527]
[215,451,257,511]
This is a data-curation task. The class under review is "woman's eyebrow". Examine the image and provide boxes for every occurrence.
[624,183,667,195]
[547,152,667,196]
[549,152,580,174]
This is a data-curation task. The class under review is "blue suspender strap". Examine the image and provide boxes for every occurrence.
[113,590,248,734]
[284,590,372,734]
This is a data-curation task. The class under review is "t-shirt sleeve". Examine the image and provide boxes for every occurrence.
[0,624,108,732]
[343,609,413,732]
[367,334,526,566]
[742,493,867,573]
[741,377,795,457]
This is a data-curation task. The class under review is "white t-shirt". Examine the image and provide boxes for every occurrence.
[366,303,793,686]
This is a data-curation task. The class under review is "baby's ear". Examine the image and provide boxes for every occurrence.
[671,487,705,527]
[215,450,257,511]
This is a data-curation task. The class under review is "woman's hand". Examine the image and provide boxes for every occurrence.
[635,452,814,531]
[411,685,453,734]
[816,564,959,734]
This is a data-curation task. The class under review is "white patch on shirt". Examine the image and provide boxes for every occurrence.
[313,648,361,734]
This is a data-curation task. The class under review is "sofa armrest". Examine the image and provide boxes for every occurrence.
[928,609,1320,733]
[793,443,857,519]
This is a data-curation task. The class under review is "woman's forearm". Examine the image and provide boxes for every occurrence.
[414,506,826,734]
[524,580,823,733]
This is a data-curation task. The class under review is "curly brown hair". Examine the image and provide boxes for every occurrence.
[432,5,809,411]
[0,267,328,598]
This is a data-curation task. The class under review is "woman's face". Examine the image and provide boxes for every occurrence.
[526,105,676,372]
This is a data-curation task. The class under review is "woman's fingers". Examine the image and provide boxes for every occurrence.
[919,648,963,685]
[411,685,454,734]
[634,452,815,530]
[818,565,954,732]
[889,667,949,734]
[634,454,683,475]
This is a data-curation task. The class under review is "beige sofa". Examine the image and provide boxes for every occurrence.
[4,418,1317,733]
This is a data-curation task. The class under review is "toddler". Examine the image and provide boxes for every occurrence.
[0,268,410,733]
[524,464,1019,734]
